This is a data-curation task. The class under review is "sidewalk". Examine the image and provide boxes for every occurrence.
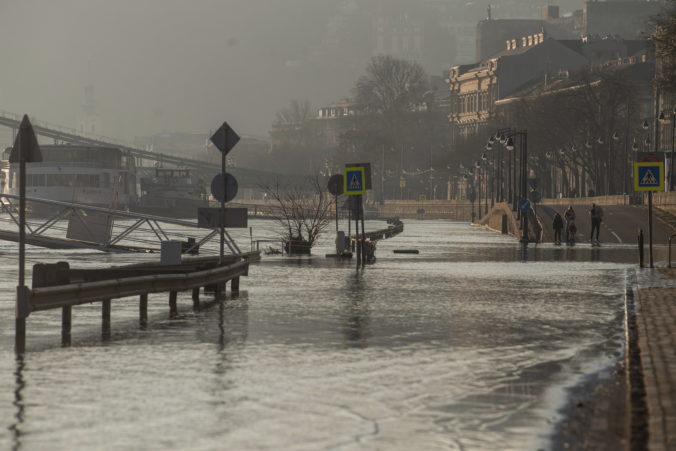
[634,267,676,450]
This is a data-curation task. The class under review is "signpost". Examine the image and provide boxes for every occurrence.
[210,122,240,265]
[519,198,530,243]
[327,174,343,233]
[210,173,238,203]
[343,166,366,196]
[10,115,42,353]
[197,208,247,228]
[344,165,367,264]
[634,157,665,268]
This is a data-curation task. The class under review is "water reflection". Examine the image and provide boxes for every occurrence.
[341,271,371,348]
[9,356,25,451]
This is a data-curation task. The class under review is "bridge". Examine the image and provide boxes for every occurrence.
[0,110,303,189]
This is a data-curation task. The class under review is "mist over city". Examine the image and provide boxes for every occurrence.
[0,1,674,450]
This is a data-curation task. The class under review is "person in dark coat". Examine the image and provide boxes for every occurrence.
[590,203,603,245]
[552,213,564,245]
[564,206,576,242]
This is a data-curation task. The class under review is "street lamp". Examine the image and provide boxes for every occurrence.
[658,106,676,190]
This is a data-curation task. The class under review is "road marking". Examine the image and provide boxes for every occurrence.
[604,224,622,243]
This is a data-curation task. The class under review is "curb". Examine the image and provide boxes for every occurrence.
[625,274,648,450]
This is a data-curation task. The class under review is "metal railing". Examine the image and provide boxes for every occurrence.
[28,260,249,313]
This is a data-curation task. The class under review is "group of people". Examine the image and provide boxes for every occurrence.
[552,203,604,246]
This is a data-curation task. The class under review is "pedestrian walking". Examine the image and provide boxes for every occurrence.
[590,203,603,245]
[564,206,576,243]
[552,212,564,245]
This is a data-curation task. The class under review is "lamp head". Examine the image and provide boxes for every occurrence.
[642,120,649,130]
[612,132,619,141]
[505,137,515,150]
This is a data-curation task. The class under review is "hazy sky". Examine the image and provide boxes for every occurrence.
[0,0,582,143]
[0,0,349,140]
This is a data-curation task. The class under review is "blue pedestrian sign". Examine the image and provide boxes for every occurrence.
[519,199,531,212]
[634,162,664,191]
[343,166,366,196]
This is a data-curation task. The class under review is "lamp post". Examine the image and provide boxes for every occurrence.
[481,152,488,214]
[658,106,676,190]
[503,130,529,241]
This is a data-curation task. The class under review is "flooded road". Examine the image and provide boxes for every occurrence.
[0,220,647,450]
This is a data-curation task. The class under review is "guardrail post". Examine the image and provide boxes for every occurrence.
[62,306,71,346]
[638,229,644,268]
[140,294,148,327]
[192,287,200,309]
[102,299,111,339]
[231,277,240,298]
[169,291,178,317]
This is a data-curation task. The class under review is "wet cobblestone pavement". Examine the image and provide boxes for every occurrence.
[636,268,676,451]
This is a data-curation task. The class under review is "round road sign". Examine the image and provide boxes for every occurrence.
[327,174,344,196]
[210,173,238,203]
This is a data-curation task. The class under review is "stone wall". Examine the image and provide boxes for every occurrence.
[652,192,676,216]
[542,194,630,207]
[376,200,473,220]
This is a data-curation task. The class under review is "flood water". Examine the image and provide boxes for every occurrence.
[0,219,649,450]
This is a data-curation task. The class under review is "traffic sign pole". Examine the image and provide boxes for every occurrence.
[649,191,654,268]
[220,146,226,265]
[11,115,43,354]
[210,121,240,266]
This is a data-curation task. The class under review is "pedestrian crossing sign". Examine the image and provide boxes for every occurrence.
[634,162,664,191]
[343,166,366,195]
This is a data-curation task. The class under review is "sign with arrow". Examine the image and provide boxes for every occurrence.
[343,166,366,196]
[210,121,240,155]
[634,162,664,191]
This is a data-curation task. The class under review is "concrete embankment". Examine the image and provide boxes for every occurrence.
[474,202,543,242]
[475,202,520,236]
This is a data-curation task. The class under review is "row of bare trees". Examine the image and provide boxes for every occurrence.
[499,69,643,197]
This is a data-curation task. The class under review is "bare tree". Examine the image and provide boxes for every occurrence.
[261,175,333,254]
[500,68,639,196]
[354,55,429,116]
[648,4,676,93]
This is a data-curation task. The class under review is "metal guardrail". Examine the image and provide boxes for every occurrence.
[28,260,249,313]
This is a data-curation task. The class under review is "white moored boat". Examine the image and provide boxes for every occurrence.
[1,144,138,213]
